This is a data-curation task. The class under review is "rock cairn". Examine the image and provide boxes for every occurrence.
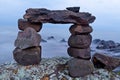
[13,19,42,66]
[13,7,96,77]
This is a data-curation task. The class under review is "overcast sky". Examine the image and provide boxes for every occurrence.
[0,0,120,41]
[0,0,120,26]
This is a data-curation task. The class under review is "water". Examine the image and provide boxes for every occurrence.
[0,24,120,64]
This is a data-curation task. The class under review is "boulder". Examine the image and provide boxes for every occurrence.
[96,40,116,49]
[68,34,92,48]
[67,47,91,60]
[23,8,96,24]
[92,53,120,71]
[66,7,80,13]
[18,19,42,32]
[69,24,93,34]
[68,58,94,77]
[13,46,41,66]
[15,27,41,49]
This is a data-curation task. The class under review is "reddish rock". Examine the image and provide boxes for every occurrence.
[68,58,94,77]
[15,27,41,49]
[92,53,120,71]
[68,34,92,48]
[67,47,91,60]
[13,46,41,66]
[18,19,42,32]
[23,8,96,24]
[69,24,93,35]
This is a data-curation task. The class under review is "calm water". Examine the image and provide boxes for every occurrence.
[0,24,120,64]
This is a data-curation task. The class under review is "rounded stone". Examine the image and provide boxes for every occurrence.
[67,47,91,60]
[68,58,94,77]
[68,34,92,48]
[18,19,42,32]
[69,24,93,35]
[13,46,41,66]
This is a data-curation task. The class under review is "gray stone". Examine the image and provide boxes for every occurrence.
[69,24,93,35]
[23,8,96,24]
[15,27,41,49]
[18,19,42,32]
[67,47,91,60]
[13,46,41,66]
[92,53,120,71]
[66,7,80,13]
[68,58,94,77]
[68,34,92,48]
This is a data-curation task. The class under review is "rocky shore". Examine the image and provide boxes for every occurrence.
[0,57,120,80]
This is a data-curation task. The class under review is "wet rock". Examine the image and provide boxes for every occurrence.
[92,39,101,44]
[60,38,67,43]
[47,36,55,40]
[15,27,41,49]
[13,46,41,66]
[66,7,80,13]
[96,40,116,49]
[68,58,94,77]
[24,8,96,24]
[68,34,92,48]
[67,47,91,60]
[18,19,42,32]
[69,24,93,34]
[92,53,120,71]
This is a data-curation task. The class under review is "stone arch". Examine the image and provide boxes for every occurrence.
[13,7,96,77]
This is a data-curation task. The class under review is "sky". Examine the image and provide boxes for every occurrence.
[0,0,120,63]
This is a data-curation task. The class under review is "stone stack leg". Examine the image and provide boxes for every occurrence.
[13,19,42,66]
[67,24,94,77]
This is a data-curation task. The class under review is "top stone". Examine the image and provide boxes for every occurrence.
[23,8,96,24]
[66,7,80,13]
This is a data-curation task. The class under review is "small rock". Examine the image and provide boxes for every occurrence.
[18,19,42,32]
[47,36,55,40]
[60,38,67,43]
[68,58,94,77]
[15,27,41,49]
[92,53,120,71]
[69,24,93,35]
[13,46,41,66]
[67,47,91,60]
[68,34,92,48]
[41,38,47,42]
[41,74,50,80]
[66,7,80,13]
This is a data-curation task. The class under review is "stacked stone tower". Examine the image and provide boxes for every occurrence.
[13,19,42,66]
[13,7,96,77]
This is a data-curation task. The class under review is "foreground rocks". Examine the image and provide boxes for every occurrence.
[0,57,120,80]
[92,53,120,71]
